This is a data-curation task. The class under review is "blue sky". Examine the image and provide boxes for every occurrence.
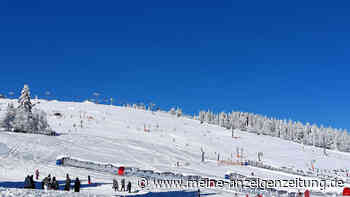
[0,0,350,129]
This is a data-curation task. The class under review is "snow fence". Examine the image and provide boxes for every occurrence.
[57,157,137,176]
[57,157,191,180]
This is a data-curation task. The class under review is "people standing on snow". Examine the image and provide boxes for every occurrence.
[127,181,131,193]
[51,177,59,190]
[74,177,81,192]
[112,178,119,192]
[121,178,125,191]
[64,174,71,191]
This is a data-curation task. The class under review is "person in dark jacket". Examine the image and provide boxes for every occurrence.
[74,177,81,192]
[29,175,35,189]
[24,175,31,189]
[51,177,59,190]
[127,181,131,193]
[42,176,49,189]
[64,174,71,191]
[121,179,125,191]
[112,178,118,192]
[46,174,52,189]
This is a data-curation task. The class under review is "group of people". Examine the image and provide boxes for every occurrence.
[25,169,136,194]
[41,174,59,190]
[112,178,132,193]
[24,170,81,193]
[41,174,81,192]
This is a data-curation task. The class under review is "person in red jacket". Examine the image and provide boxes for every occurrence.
[35,169,39,180]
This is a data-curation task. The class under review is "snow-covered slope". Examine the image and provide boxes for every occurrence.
[0,99,349,196]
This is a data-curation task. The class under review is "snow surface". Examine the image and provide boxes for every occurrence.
[0,99,349,196]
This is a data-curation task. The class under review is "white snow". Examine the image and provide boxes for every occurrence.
[0,99,349,196]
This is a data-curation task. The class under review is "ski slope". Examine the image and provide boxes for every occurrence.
[0,99,349,196]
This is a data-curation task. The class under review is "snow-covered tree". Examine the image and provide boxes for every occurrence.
[1,103,16,130]
[18,84,33,113]
[1,85,52,135]
[196,109,349,153]
[176,107,182,117]
[169,107,176,116]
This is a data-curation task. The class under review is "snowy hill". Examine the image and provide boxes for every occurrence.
[0,99,349,196]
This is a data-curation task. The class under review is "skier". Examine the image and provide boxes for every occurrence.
[121,178,125,191]
[127,181,132,193]
[35,169,39,180]
[74,177,81,192]
[88,175,91,184]
[112,178,119,192]
[51,177,59,190]
[64,174,71,191]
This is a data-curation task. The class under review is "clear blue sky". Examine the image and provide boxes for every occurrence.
[0,0,350,130]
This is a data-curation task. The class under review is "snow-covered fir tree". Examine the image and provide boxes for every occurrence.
[1,103,16,131]
[176,107,182,117]
[18,84,33,113]
[169,107,176,116]
[1,85,52,135]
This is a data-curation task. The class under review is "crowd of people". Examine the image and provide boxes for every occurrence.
[24,169,134,194]
[24,170,81,192]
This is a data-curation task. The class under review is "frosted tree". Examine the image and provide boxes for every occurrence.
[169,107,176,116]
[196,108,350,153]
[2,103,16,130]
[176,107,182,117]
[18,84,33,113]
[1,85,52,135]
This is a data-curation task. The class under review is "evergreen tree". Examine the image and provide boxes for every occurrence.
[18,84,33,113]
[1,85,52,135]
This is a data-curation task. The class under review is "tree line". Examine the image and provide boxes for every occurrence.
[196,110,350,152]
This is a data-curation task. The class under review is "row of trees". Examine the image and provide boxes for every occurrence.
[196,110,350,153]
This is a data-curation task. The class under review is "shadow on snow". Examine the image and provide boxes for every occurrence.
[0,180,110,190]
